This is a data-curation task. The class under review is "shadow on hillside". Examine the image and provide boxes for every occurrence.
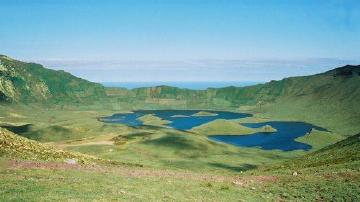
[143,133,207,151]
[126,131,154,140]
[137,125,168,130]
[208,162,257,172]
[0,124,33,134]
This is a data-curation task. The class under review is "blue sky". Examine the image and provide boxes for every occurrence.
[0,0,359,82]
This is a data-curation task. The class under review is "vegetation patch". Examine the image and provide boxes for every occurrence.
[192,111,218,116]
[0,127,98,164]
[137,114,170,126]
[259,125,277,133]
[190,119,256,135]
[295,129,344,151]
[111,135,128,145]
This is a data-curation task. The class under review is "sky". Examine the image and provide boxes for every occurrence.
[0,0,359,82]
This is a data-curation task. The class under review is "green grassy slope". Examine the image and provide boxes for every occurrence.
[252,65,360,135]
[0,55,106,103]
[1,54,359,135]
[0,127,99,163]
[132,65,360,107]
[272,132,360,172]
[125,65,360,136]
[0,131,358,201]
[139,64,360,109]
[0,55,359,201]
[190,119,257,135]
[252,133,360,201]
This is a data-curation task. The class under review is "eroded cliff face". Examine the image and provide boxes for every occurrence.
[0,58,50,102]
[0,55,105,103]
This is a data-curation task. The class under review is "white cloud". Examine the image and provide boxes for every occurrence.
[31,58,359,82]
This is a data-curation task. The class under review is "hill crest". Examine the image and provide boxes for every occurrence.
[0,55,106,103]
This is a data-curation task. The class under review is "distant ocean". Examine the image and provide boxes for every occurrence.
[101,81,261,90]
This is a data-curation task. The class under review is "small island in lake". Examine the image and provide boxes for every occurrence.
[137,114,170,126]
[171,114,190,118]
[192,111,218,117]
[259,125,277,133]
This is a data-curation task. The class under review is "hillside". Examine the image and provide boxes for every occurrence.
[269,133,360,172]
[0,126,358,201]
[1,55,359,135]
[250,133,360,201]
[256,65,360,135]
[123,64,360,135]
[0,56,359,201]
[0,127,98,163]
[125,64,360,108]
[0,55,106,103]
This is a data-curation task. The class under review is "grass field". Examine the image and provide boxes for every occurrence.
[0,101,358,201]
[0,132,358,201]
[0,103,346,172]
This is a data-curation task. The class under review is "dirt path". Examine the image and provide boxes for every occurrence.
[62,140,114,147]
[7,160,277,185]
[53,134,117,149]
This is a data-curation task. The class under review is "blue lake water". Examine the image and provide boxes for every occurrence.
[100,110,252,130]
[209,122,328,151]
[100,110,328,151]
